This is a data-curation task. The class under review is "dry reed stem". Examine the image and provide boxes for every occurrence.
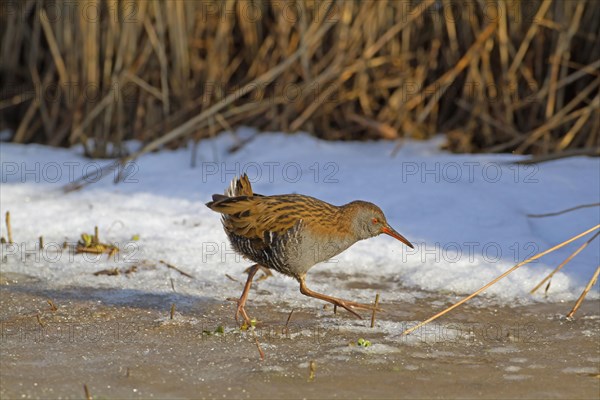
[364,0,436,59]
[517,77,600,152]
[69,93,115,145]
[513,59,600,110]
[5,211,13,244]
[308,360,316,382]
[508,0,553,77]
[403,23,498,113]
[38,9,68,87]
[402,224,600,336]
[527,203,600,218]
[531,231,600,294]
[370,293,380,328]
[456,99,521,138]
[285,309,294,331]
[0,91,35,110]
[83,384,92,400]
[557,105,594,150]
[159,260,195,279]
[514,148,600,165]
[545,2,585,121]
[567,266,600,318]
[249,328,265,361]
[47,300,57,312]
[13,99,39,143]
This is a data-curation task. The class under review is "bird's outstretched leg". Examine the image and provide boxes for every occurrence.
[299,277,381,319]
[245,264,272,282]
[235,264,260,325]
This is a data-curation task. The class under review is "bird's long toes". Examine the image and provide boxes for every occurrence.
[345,301,383,312]
[339,304,363,319]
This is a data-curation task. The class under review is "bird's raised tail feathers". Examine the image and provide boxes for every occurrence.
[225,174,254,197]
[206,174,254,210]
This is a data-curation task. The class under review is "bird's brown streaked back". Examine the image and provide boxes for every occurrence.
[207,193,340,241]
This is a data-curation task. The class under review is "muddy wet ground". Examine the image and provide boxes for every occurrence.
[1,271,598,399]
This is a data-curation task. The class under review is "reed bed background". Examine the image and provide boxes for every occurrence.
[1,0,599,158]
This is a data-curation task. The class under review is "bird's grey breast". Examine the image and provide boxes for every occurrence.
[286,228,356,277]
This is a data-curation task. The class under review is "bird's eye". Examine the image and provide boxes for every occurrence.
[372,218,378,224]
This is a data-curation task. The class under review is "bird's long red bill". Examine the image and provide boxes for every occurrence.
[382,226,414,249]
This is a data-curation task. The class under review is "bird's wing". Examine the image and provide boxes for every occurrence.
[206,195,307,241]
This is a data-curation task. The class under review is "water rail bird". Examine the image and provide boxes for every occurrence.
[206,174,413,324]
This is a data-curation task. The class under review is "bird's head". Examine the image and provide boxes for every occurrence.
[345,201,414,248]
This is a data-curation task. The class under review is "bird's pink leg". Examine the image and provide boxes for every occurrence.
[235,264,260,325]
[299,277,381,319]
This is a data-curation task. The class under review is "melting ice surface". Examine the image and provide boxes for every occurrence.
[1,129,599,306]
